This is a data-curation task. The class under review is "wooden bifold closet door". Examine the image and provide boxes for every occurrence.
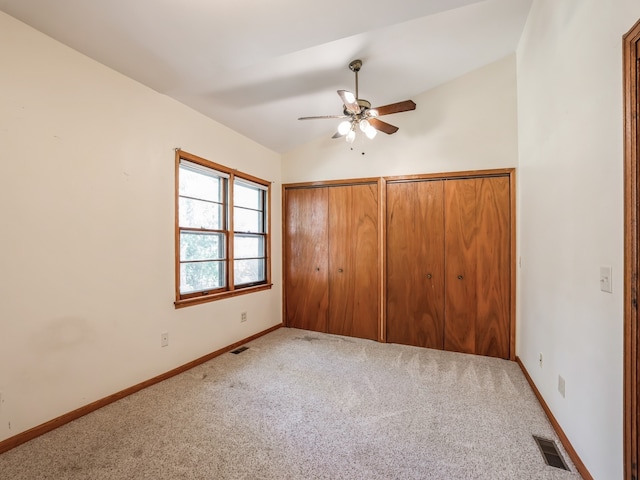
[284,183,379,341]
[386,180,445,349]
[327,184,378,340]
[284,187,329,332]
[386,175,511,359]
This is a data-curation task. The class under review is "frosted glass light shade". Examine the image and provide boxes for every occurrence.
[365,124,377,139]
[346,130,356,143]
[338,121,352,135]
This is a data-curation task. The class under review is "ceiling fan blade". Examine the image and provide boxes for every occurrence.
[373,100,416,116]
[369,117,399,135]
[338,90,361,114]
[298,114,349,120]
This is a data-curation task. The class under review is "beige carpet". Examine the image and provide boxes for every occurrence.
[0,327,581,479]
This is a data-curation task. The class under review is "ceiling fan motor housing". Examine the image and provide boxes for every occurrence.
[343,99,371,116]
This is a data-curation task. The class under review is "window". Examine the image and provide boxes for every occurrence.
[175,150,270,307]
[233,178,267,286]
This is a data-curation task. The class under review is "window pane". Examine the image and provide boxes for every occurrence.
[234,259,265,286]
[234,182,263,210]
[180,261,226,293]
[234,207,264,233]
[179,166,223,202]
[179,197,223,230]
[180,232,225,261]
[234,234,264,259]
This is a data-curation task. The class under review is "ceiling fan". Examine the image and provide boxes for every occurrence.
[298,59,416,143]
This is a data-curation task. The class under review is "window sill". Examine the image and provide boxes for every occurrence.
[174,283,273,309]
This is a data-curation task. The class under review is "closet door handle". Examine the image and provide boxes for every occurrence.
[426,273,432,279]
[315,267,320,272]
[457,275,464,280]
[338,268,344,273]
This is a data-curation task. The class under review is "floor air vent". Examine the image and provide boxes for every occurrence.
[533,436,569,471]
[231,346,249,354]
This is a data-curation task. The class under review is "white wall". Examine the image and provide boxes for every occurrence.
[282,54,519,182]
[516,1,640,478]
[0,12,282,443]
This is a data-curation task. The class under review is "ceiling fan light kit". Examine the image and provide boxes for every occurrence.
[298,59,416,143]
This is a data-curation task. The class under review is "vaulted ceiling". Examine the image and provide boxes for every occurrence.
[0,0,532,153]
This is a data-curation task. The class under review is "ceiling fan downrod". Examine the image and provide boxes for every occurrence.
[349,59,362,100]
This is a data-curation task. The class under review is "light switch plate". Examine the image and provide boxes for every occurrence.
[600,266,612,293]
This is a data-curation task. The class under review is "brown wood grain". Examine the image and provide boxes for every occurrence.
[444,179,478,354]
[384,169,514,183]
[509,171,517,361]
[283,170,514,359]
[369,117,399,134]
[378,179,387,343]
[475,177,510,359]
[284,188,329,332]
[386,180,445,349]
[624,18,640,480]
[175,150,181,300]
[374,100,417,116]
[328,184,379,340]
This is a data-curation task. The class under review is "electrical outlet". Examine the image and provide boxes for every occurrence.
[558,375,566,398]
[161,332,169,347]
[539,353,543,368]
[241,312,247,322]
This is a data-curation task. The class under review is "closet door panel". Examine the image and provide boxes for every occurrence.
[475,177,510,358]
[284,188,329,332]
[386,181,445,348]
[444,179,478,354]
[328,184,379,340]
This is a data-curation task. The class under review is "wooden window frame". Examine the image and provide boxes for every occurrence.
[174,150,272,308]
